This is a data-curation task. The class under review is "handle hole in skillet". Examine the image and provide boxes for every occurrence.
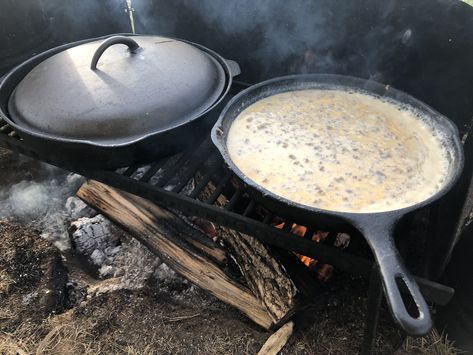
[395,276,421,319]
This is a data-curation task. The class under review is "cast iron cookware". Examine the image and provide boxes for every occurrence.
[211,74,464,336]
[0,34,240,168]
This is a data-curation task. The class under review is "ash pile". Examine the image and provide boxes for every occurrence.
[0,155,187,304]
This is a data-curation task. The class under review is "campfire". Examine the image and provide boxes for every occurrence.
[2,0,473,353]
[0,119,461,353]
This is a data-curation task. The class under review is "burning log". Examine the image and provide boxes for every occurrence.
[195,180,318,323]
[77,180,301,329]
[217,227,296,323]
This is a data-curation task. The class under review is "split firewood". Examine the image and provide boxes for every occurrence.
[257,321,295,355]
[216,227,319,325]
[77,180,274,329]
[196,179,316,325]
[219,227,297,324]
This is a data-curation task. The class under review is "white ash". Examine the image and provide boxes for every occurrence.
[65,196,97,220]
[70,215,122,262]
[154,263,177,281]
[90,249,106,265]
[164,177,195,195]
[130,166,148,180]
[149,173,161,186]
[110,237,166,288]
[70,213,182,289]
[22,291,38,305]
[39,212,71,251]
[98,265,113,277]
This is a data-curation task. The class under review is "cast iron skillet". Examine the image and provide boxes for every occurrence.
[0,34,240,169]
[211,74,464,336]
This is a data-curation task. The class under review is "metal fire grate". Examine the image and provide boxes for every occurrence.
[0,84,454,354]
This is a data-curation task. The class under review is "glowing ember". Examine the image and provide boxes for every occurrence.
[274,222,334,281]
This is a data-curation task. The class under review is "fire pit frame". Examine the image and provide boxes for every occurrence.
[0,82,454,354]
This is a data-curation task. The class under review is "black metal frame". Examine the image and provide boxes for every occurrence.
[0,90,454,355]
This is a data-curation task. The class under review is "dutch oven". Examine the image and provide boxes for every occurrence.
[0,34,240,169]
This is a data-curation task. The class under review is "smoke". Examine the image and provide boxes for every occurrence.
[0,160,85,251]
[4,182,50,217]
[129,0,410,81]
[36,0,131,43]
[189,0,330,58]
[16,0,425,83]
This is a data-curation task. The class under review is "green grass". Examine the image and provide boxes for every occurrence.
[463,0,473,6]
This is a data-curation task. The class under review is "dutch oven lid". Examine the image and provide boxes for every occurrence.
[7,35,226,144]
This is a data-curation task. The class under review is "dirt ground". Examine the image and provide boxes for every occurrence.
[0,148,459,354]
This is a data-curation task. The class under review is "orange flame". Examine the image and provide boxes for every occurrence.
[275,222,333,281]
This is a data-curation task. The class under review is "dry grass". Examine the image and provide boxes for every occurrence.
[397,329,461,355]
[124,344,156,355]
[0,321,39,355]
[35,323,96,354]
[0,298,462,355]
[0,315,103,355]
[0,308,14,321]
[0,333,29,355]
[0,219,463,354]
[0,269,14,296]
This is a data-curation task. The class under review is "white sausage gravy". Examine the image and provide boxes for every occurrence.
[227,89,449,213]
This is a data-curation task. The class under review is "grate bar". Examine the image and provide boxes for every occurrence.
[243,200,256,216]
[96,167,372,274]
[189,167,220,199]
[155,152,192,187]
[263,212,273,224]
[304,228,315,240]
[225,186,243,211]
[283,220,294,232]
[206,170,233,204]
[140,161,165,182]
[122,165,140,177]
[172,147,217,194]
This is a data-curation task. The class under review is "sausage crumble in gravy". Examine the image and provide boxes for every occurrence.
[227,89,449,213]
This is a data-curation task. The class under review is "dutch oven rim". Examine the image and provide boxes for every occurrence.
[0,33,236,148]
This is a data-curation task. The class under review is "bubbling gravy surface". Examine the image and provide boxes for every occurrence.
[227,89,450,213]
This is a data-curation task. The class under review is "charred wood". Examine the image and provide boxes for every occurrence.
[77,180,274,329]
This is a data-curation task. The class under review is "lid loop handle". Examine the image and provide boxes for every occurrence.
[90,35,140,70]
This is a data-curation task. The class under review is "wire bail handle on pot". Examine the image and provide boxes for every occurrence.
[90,35,140,70]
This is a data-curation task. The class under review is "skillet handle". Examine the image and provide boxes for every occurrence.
[357,219,432,336]
[90,35,140,70]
